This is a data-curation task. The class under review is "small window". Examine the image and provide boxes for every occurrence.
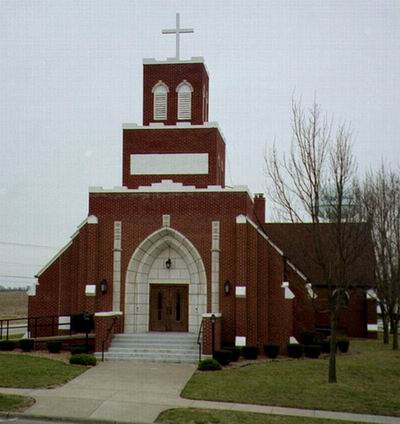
[176,80,193,120]
[152,81,169,121]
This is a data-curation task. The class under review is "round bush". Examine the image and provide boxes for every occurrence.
[213,350,232,366]
[337,338,350,353]
[19,338,34,352]
[242,346,259,360]
[69,353,97,366]
[287,343,304,358]
[0,340,17,351]
[198,358,222,371]
[304,344,321,359]
[47,341,62,353]
[71,345,89,355]
[264,344,280,359]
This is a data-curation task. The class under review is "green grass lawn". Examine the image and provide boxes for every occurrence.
[182,339,400,417]
[156,408,364,424]
[0,393,34,412]
[0,353,86,388]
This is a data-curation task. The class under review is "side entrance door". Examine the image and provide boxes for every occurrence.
[149,284,188,332]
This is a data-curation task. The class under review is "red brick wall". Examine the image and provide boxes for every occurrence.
[122,127,225,189]
[143,62,209,125]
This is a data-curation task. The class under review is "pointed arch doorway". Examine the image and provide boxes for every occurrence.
[124,227,207,334]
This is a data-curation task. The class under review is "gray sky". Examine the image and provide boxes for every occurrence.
[1,0,399,286]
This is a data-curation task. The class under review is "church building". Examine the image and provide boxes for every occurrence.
[28,16,377,361]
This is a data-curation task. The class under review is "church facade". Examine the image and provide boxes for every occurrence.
[28,34,377,356]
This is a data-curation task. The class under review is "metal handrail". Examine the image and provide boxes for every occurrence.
[101,317,117,362]
[196,318,204,362]
[0,314,91,340]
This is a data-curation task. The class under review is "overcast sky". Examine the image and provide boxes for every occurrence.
[1,0,399,286]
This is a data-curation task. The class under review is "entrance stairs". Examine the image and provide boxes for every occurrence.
[101,332,199,363]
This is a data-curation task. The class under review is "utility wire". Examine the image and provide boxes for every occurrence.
[0,241,58,249]
[0,274,36,280]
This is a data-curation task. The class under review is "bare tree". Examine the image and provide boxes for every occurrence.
[362,166,400,349]
[266,98,369,383]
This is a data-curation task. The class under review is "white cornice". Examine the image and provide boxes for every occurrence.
[89,180,251,197]
[143,56,209,75]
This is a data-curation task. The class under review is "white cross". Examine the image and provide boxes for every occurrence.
[162,13,194,60]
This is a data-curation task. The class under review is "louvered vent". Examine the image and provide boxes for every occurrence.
[154,92,167,120]
[178,91,191,120]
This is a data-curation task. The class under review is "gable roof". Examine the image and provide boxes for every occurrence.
[263,223,375,288]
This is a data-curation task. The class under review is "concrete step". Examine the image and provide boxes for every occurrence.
[103,332,199,363]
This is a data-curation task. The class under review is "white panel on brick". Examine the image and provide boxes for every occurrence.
[211,221,220,314]
[130,153,209,175]
[113,222,122,312]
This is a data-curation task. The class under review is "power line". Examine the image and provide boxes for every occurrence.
[0,241,58,249]
[0,274,36,280]
[0,261,43,267]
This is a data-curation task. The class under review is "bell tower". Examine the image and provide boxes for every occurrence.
[122,14,224,189]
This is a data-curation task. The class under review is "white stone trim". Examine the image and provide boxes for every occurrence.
[143,56,209,75]
[202,313,222,318]
[151,80,170,93]
[236,214,247,224]
[235,336,246,347]
[162,215,170,227]
[211,221,220,313]
[235,286,246,298]
[95,311,123,317]
[85,285,96,297]
[124,227,207,334]
[112,221,122,312]
[58,316,71,330]
[130,153,209,175]
[89,180,251,196]
[367,324,378,332]
[87,215,98,224]
[281,282,295,300]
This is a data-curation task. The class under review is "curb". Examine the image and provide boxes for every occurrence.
[0,411,150,424]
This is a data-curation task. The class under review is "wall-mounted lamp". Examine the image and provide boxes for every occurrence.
[99,279,108,294]
[224,281,231,295]
[165,258,172,270]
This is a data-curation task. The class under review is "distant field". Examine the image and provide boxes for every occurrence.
[0,291,28,319]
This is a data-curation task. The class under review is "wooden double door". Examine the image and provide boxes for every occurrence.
[149,284,189,332]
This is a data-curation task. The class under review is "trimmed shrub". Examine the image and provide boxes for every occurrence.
[264,344,280,359]
[304,344,321,359]
[337,338,350,353]
[300,331,322,346]
[226,347,241,362]
[242,346,259,360]
[47,341,62,353]
[0,340,17,351]
[69,353,97,366]
[70,345,90,355]
[198,358,222,371]
[213,350,232,366]
[19,338,34,352]
[287,343,304,358]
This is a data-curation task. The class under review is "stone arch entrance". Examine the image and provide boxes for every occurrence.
[124,227,207,334]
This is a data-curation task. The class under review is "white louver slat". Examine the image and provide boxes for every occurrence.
[178,91,191,120]
[154,92,167,120]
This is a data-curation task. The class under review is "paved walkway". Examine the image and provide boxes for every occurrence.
[2,361,400,424]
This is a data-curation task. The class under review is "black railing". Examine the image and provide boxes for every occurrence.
[196,318,204,362]
[0,314,93,340]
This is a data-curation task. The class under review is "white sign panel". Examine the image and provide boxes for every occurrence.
[131,153,209,175]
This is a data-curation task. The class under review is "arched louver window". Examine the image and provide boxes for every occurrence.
[152,81,169,121]
[176,80,194,120]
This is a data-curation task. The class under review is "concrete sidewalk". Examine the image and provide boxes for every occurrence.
[2,361,400,424]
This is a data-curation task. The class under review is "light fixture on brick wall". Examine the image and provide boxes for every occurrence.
[224,280,231,295]
[99,279,108,294]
